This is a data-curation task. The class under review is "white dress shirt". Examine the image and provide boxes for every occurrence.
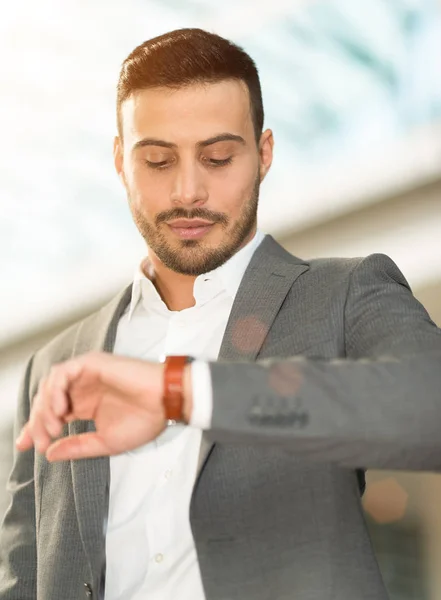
[104,230,265,600]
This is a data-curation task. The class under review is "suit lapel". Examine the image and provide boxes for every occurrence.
[70,285,132,576]
[194,235,309,478]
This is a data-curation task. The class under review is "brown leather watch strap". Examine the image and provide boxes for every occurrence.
[163,356,190,423]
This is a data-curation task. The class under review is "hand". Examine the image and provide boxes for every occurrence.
[16,352,171,461]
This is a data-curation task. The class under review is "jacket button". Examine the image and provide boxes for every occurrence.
[84,582,93,597]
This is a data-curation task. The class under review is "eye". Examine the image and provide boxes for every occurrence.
[204,157,233,168]
[144,159,171,170]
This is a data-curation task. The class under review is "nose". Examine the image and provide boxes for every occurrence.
[170,159,209,206]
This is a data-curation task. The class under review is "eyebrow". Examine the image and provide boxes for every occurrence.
[199,134,246,148]
[132,133,246,152]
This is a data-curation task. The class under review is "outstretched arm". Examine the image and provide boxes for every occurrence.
[15,347,441,471]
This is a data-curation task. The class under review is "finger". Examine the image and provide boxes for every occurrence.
[28,382,56,454]
[16,422,34,452]
[29,405,52,454]
[47,363,81,418]
[37,377,64,440]
[46,432,111,462]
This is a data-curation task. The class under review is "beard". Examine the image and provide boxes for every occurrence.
[129,174,260,276]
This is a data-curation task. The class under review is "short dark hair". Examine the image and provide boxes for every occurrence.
[116,28,264,142]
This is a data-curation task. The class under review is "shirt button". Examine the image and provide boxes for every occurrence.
[164,469,172,480]
[155,553,164,563]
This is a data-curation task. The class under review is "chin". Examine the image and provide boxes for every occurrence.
[180,239,200,248]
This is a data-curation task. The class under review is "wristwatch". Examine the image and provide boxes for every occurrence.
[162,355,194,426]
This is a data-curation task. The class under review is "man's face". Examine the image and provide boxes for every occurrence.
[114,80,273,275]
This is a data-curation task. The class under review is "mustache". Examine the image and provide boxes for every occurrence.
[155,207,229,227]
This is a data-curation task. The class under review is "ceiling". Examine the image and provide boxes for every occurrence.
[1,0,440,345]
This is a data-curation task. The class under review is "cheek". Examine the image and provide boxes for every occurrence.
[128,165,170,211]
[215,173,255,215]
[224,158,258,199]
[211,161,257,199]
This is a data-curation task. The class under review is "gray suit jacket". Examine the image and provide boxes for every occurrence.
[1,235,441,600]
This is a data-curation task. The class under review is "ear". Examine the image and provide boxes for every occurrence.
[258,129,274,182]
[113,136,127,187]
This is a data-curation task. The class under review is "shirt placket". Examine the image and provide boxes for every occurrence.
[142,427,191,596]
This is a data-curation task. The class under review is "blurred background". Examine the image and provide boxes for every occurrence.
[0,0,440,597]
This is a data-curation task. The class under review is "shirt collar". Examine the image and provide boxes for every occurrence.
[128,258,158,320]
[205,229,265,300]
[127,230,266,319]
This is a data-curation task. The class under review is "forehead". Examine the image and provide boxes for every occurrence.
[120,80,254,146]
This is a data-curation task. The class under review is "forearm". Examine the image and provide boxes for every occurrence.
[204,351,441,471]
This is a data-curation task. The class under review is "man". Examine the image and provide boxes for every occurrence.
[1,27,441,600]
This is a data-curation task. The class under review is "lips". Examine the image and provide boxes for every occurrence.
[167,219,214,228]
[167,219,215,240]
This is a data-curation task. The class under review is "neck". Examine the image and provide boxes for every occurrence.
[145,256,197,311]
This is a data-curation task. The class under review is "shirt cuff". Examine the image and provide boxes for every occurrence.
[189,361,213,429]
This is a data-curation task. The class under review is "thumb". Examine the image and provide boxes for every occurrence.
[46,432,111,462]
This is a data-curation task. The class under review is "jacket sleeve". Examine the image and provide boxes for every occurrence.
[0,356,37,599]
[207,254,441,471]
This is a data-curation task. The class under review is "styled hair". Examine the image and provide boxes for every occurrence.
[116,28,264,142]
